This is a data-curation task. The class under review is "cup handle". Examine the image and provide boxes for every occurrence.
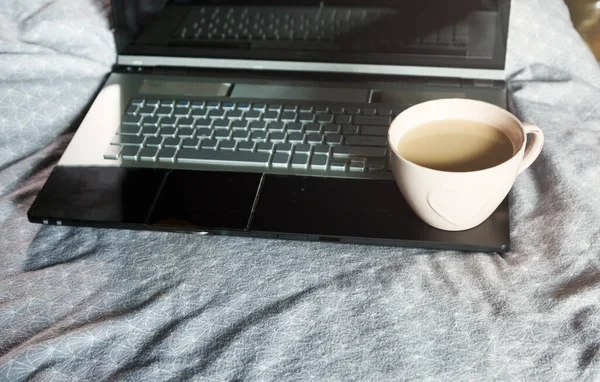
[518,123,544,175]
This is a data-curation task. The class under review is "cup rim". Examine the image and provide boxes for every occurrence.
[387,98,527,174]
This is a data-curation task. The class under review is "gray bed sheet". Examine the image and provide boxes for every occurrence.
[1,0,600,380]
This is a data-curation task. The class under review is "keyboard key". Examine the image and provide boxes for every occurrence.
[361,108,376,115]
[145,99,159,107]
[158,147,177,162]
[275,143,293,152]
[214,130,230,140]
[195,118,212,128]
[280,111,296,122]
[366,158,387,171]
[330,159,347,170]
[349,159,366,172]
[130,98,144,106]
[306,134,323,144]
[161,117,177,127]
[346,107,360,115]
[250,131,267,142]
[271,153,290,168]
[182,138,200,148]
[333,146,386,158]
[121,146,140,160]
[313,144,330,155]
[206,101,220,109]
[139,146,159,161]
[111,135,144,146]
[267,103,281,111]
[244,110,261,120]
[103,145,121,160]
[299,113,315,122]
[160,99,174,107]
[361,125,388,136]
[353,116,391,126]
[310,154,328,169]
[140,125,158,136]
[237,103,250,110]
[159,127,177,137]
[316,113,333,123]
[250,121,267,131]
[291,153,309,168]
[118,124,141,135]
[219,140,236,150]
[299,105,313,112]
[232,131,249,140]
[201,139,219,149]
[257,142,274,152]
[214,120,230,130]
[252,103,266,111]
[269,132,286,142]
[237,141,254,151]
[125,105,138,115]
[288,133,305,143]
[325,134,343,145]
[285,123,303,132]
[283,105,297,111]
[323,124,340,134]
[195,128,212,138]
[145,136,163,146]
[178,118,194,128]
[304,123,321,133]
[163,137,181,147]
[142,116,159,126]
[267,121,285,132]
[231,120,249,130]
[315,105,328,113]
[222,102,235,110]
[345,136,387,147]
[262,111,279,121]
[177,147,270,165]
[226,110,243,120]
[174,107,190,117]
[331,106,344,114]
[293,144,311,154]
[178,128,194,138]
[191,108,208,118]
[342,125,359,135]
[191,100,205,108]
[176,100,190,108]
[378,109,392,116]
[156,106,172,116]
[139,106,155,116]
[335,114,352,124]
[208,109,226,119]
[122,114,142,126]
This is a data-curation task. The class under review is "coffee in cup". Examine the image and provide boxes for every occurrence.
[387,99,544,231]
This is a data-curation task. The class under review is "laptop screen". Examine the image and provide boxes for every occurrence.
[112,0,510,75]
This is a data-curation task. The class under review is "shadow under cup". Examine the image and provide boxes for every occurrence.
[387,98,543,231]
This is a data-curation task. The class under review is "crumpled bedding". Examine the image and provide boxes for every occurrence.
[1,0,599,380]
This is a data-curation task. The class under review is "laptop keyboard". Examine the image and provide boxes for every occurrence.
[104,98,405,174]
[172,6,468,51]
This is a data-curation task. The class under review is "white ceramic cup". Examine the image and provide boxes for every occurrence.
[387,99,544,231]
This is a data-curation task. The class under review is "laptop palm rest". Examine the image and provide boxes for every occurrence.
[250,174,510,251]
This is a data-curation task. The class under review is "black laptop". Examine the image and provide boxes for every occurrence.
[28,0,512,252]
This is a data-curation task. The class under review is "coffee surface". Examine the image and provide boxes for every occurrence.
[397,119,514,172]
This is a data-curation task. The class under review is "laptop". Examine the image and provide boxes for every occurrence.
[27,0,512,252]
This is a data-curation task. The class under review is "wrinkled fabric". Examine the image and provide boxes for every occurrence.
[1,0,599,380]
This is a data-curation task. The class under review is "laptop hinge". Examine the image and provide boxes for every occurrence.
[152,66,189,76]
[461,78,505,88]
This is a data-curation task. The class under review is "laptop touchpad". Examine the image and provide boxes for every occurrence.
[148,170,262,230]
